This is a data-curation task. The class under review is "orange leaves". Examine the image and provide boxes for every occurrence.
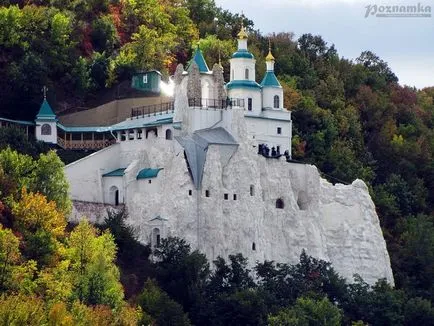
[11,188,66,239]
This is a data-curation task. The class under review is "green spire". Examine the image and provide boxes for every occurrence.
[260,71,281,88]
[36,99,56,120]
[187,44,210,73]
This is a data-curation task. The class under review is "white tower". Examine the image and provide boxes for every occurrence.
[260,43,284,110]
[35,90,57,144]
[227,24,262,114]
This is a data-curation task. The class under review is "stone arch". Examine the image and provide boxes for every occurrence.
[165,129,172,140]
[109,185,119,206]
[276,198,284,209]
[146,128,158,139]
[152,227,161,247]
[274,95,280,108]
[41,124,52,135]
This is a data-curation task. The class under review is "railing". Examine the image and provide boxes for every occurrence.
[131,102,175,118]
[188,98,245,109]
[57,137,116,150]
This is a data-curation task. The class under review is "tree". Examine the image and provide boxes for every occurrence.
[268,297,342,326]
[0,225,20,291]
[67,220,124,308]
[138,279,191,326]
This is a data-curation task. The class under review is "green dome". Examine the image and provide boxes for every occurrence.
[232,49,254,59]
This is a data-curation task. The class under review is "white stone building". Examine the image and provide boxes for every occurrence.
[64,29,393,285]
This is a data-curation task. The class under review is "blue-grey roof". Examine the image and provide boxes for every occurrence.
[56,114,173,133]
[226,80,262,90]
[102,168,126,177]
[36,99,56,120]
[187,46,210,73]
[232,49,254,59]
[0,118,35,126]
[136,168,163,180]
[260,71,282,88]
[175,127,238,190]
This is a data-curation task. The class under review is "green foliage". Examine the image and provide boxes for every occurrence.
[67,220,124,308]
[138,279,191,326]
[268,297,342,326]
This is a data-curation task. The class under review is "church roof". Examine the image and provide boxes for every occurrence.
[175,127,238,190]
[231,49,254,59]
[36,99,56,120]
[136,168,163,180]
[226,80,262,90]
[187,46,210,73]
[102,168,126,177]
[260,71,281,88]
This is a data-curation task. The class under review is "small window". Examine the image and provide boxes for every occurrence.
[245,68,249,80]
[276,198,284,209]
[165,129,172,140]
[156,234,161,247]
[205,190,210,197]
[250,185,255,196]
[224,193,228,200]
[233,194,237,200]
[274,95,279,108]
[277,127,282,135]
[252,242,256,251]
[248,98,252,111]
[148,180,152,184]
[143,74,148,83]
[189,190,192,196]
[41,124,51,135]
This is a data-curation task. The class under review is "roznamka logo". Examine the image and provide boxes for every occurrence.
[365,3,431,18]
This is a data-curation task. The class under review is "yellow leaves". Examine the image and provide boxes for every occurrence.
[281,81,302,111]
[12,188,66,239]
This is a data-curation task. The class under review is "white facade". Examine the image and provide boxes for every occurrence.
[35,119,57,143]
[62,29,393,285]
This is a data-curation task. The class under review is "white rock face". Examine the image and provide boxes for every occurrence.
[66,110,393,286]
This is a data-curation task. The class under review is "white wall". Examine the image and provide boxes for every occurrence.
[229,58,256,82]
[102,177,124,205]
[35,120,57,144]
[228,88,262,115]
[262,87,284,109]
[245,116,292,154]
[65,144,121,202]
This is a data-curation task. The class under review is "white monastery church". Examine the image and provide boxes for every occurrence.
[0,27,394,285]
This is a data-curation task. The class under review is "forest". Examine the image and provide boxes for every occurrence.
[0,0,433,324]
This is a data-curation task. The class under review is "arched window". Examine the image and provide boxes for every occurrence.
[41,124,51,135]
[252,242,256,251]
[250,185,255,196]
[152,228,161,247]
[245,68,249,80]
[276,198,284,209]
[165,129,172,140]
[274,95,280,108]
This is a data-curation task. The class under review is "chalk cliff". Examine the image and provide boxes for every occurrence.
[67,108,394,285]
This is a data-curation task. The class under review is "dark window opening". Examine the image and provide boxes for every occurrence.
[248,98,252,111]
[189,190,192,196]
[205,190,210,197]
[224,193,228,200]
[274,95,280,108]
[245,68,249,80]
[156,234,161,247]
[276,198,284,209]
[250,185,254,196]
[233,194,237,200]
[277,127,282,135]
[148,180,152,184]
[252,242,256,251]
[114,190,119,206]
[165,129,172,140]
